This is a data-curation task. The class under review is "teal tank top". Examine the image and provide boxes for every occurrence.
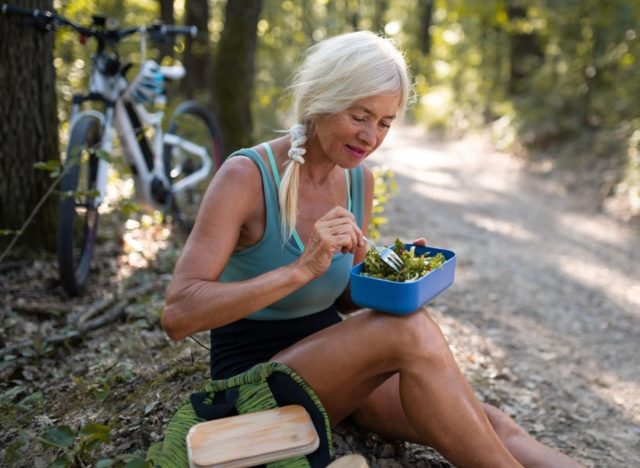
[218,144,365,320]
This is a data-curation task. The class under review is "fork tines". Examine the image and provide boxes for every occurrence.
[382,248,403,272]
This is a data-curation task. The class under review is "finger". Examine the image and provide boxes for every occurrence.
[411,237,427,246]
[319,212,356,228]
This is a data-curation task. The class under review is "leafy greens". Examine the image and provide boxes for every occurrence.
[362,239,446,282]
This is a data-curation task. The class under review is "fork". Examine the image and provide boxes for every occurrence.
[362,236,403,272]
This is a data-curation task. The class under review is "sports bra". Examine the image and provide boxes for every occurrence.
[217,144,365,320]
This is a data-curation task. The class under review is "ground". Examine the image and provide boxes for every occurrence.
[1,126,639,467]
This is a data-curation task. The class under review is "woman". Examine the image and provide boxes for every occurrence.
[162,31,581,468]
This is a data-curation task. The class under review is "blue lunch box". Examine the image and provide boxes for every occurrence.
[350,244,457,315]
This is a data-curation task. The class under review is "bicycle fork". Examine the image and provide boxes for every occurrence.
[67,105,112,208]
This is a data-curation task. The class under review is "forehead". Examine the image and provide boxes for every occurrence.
[347,94,401,118]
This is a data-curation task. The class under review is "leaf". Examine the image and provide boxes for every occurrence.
[17,391,43,410]
[3,437,25,465]
[79,422,111,443]
[50,457,72,468]
[33,160,63,178]
[33,160,62,172]
[370,216,388,225]
[123,456,150,468]
[40,425,75,449]
[93,383,111,401]
[96,149,114,163]
[96,459,116,468]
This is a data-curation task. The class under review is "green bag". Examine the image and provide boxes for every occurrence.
[148,362,333,467]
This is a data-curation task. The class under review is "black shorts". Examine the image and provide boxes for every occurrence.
[209,304,342,379]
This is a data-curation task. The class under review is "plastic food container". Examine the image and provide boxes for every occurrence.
[350,244,457,315]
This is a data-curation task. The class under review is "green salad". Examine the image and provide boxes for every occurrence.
[362,239,446,282]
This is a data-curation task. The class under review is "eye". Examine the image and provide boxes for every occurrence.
[352,114,366,123]
[379,121,391,129]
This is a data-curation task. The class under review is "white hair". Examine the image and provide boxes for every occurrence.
[279,31,413,240]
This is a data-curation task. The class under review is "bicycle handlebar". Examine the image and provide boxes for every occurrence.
[1,3,197,42]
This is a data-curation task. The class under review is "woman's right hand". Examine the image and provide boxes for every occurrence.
[296,206,363,278]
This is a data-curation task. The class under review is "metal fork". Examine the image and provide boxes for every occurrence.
[363,236,403,272]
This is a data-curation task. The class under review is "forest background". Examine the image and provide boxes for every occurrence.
[0,0,639,466]
[1,0,640,252]
[49,0,640,220]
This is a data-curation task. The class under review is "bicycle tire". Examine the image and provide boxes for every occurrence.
[163,100,224,234]
[57,115,103,296]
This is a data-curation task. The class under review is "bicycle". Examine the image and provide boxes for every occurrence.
[1,4,224,296]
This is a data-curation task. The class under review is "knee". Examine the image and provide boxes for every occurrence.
[383,309,450,362]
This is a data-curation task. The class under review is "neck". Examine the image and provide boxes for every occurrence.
[300,134,339,186]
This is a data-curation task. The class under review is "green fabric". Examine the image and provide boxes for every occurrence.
[148,362,332,468]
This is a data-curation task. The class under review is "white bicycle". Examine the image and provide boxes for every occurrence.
[2,4,224,296]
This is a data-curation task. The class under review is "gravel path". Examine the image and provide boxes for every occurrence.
[350,126,640,467]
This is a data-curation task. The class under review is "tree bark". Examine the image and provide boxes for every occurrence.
[157,0,175,60]
[418,0,434,55]
[0,0,59,253]
[181,0,210,98]
[212,0,263,154]
[507,1,543,96]
[372,0,389,34]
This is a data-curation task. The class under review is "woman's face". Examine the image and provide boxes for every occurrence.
[312,93,401,168]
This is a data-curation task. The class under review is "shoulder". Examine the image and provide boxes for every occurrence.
[199,154,265,213]
[216,152,262,185]
[361,165,374,183]
[361,165,374,196]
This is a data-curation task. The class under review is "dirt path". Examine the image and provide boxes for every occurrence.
[363,126,640,466]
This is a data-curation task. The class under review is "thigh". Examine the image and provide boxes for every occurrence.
[270,308,444,426]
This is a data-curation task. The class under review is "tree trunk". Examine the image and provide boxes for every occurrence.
[181,0,210,98]
[0,0,59,253]
[157,0,175,60]
[212,0,263,154]
[507,1,542,96]
[372,0,388,34]
[300,0,316,41]
[418,0,434,55]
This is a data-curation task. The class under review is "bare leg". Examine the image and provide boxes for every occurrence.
[482,404,584,468]
[271,309,522,468]
[351,375,583,468]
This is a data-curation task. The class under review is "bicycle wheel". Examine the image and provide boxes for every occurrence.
[57,115,103,296]
[163,100,223,234]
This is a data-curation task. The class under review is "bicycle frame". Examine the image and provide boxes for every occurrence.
[68,27,212,211]
[2,3,219,295]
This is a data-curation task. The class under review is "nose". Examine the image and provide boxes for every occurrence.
[358,123,376,146]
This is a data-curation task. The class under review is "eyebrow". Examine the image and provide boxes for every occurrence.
[352,105,397,120]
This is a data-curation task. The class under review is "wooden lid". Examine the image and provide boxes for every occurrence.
[187,404,319,468]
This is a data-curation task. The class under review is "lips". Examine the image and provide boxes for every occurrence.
[346,144,367,159]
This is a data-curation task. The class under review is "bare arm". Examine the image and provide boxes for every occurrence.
[161,156,363,340]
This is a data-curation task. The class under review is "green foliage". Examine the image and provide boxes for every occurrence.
[44,0,640,224]
[36,421,150,467]
[368,166,398,240]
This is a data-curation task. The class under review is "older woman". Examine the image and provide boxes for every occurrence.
[162,31,582,468]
